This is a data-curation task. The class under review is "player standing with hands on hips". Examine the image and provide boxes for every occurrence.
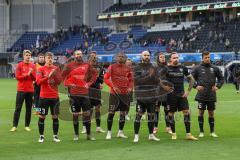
[192,51,224,138]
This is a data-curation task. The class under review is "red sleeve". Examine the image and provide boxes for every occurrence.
[15,63,27,80]
[30,64,36,81]
[36,68,48,85]
[104,65,114,88]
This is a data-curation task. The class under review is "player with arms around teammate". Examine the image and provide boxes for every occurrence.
[166,52,198,140]
[154,52,172,134]
[10,50,36,132]
[88,51,105,133]
[63,50,97,141]
[36,52,62,143]
[133,51,161,143]
[104,52,133,140]
[192,51,224,138]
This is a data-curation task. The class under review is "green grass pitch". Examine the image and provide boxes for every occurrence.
[0,78,239,160]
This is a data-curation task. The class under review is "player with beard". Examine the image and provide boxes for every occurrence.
[36,52,62,143]
[153,53,172,134]
[133,51,161,143]
[166,52,198,140]
[10,50,36,132]
[62,50,86,136]
[63,50,97,141]
[88,51,105,133]
[33,53,45,115]
[62,50,84,79]
[192,51,224,138]
[104,52,133,140]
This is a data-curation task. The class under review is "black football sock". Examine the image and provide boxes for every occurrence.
[198,116,204,133]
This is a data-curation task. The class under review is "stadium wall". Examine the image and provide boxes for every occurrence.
[56,0,116,29]
[1,0,126,35]
[0,1,7,34]
[10,0,54,32]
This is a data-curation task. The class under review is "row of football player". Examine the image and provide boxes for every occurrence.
[9,49,224,143]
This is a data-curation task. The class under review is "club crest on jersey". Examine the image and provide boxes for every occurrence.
[210,68,214,72]
[179,68,183,72]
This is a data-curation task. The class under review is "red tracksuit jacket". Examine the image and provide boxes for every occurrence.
[104,63,133,95]
[36,65,62,99]
[15,61,36,92]
[64,63,97,95]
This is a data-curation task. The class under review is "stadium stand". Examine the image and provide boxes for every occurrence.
[10,32,49,53]
[8,17,240,56]
[104,0,235,12]
[104,3,141,13]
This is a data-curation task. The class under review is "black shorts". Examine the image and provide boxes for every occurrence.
[39,98,59,116]
[69,95,91,113]
[109,94,130,112]
[167,94,189,112]
[136,100,156,114]
[129,91,134,102]
[198,101,216,111]
[89,88,101,107]
[156,100,167,108]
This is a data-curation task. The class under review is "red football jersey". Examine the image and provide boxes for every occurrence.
[62,61,83,81]
[36,65,61,98]
[15,61,36,92]
[64,63,97,95]
[104,63,133,94]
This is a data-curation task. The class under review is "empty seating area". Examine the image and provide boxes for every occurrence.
[141,1,179,9]
[50,34,92,54]
[108,33,128,42]
[138,20,240,53]
[135,18,240,53]
[93,28,111,36]
[149,21,200,32]
[10,32,49,52]
[9,18,240,56]
[104,3,141,13]
[141,31,186,44]
[130,25,147,40]
[190,20,240,52]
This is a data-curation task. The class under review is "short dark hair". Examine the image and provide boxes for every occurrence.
[38,53,44,57]
[202,51,210,58]
[169,52,177,58]
[158,52,164,56]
